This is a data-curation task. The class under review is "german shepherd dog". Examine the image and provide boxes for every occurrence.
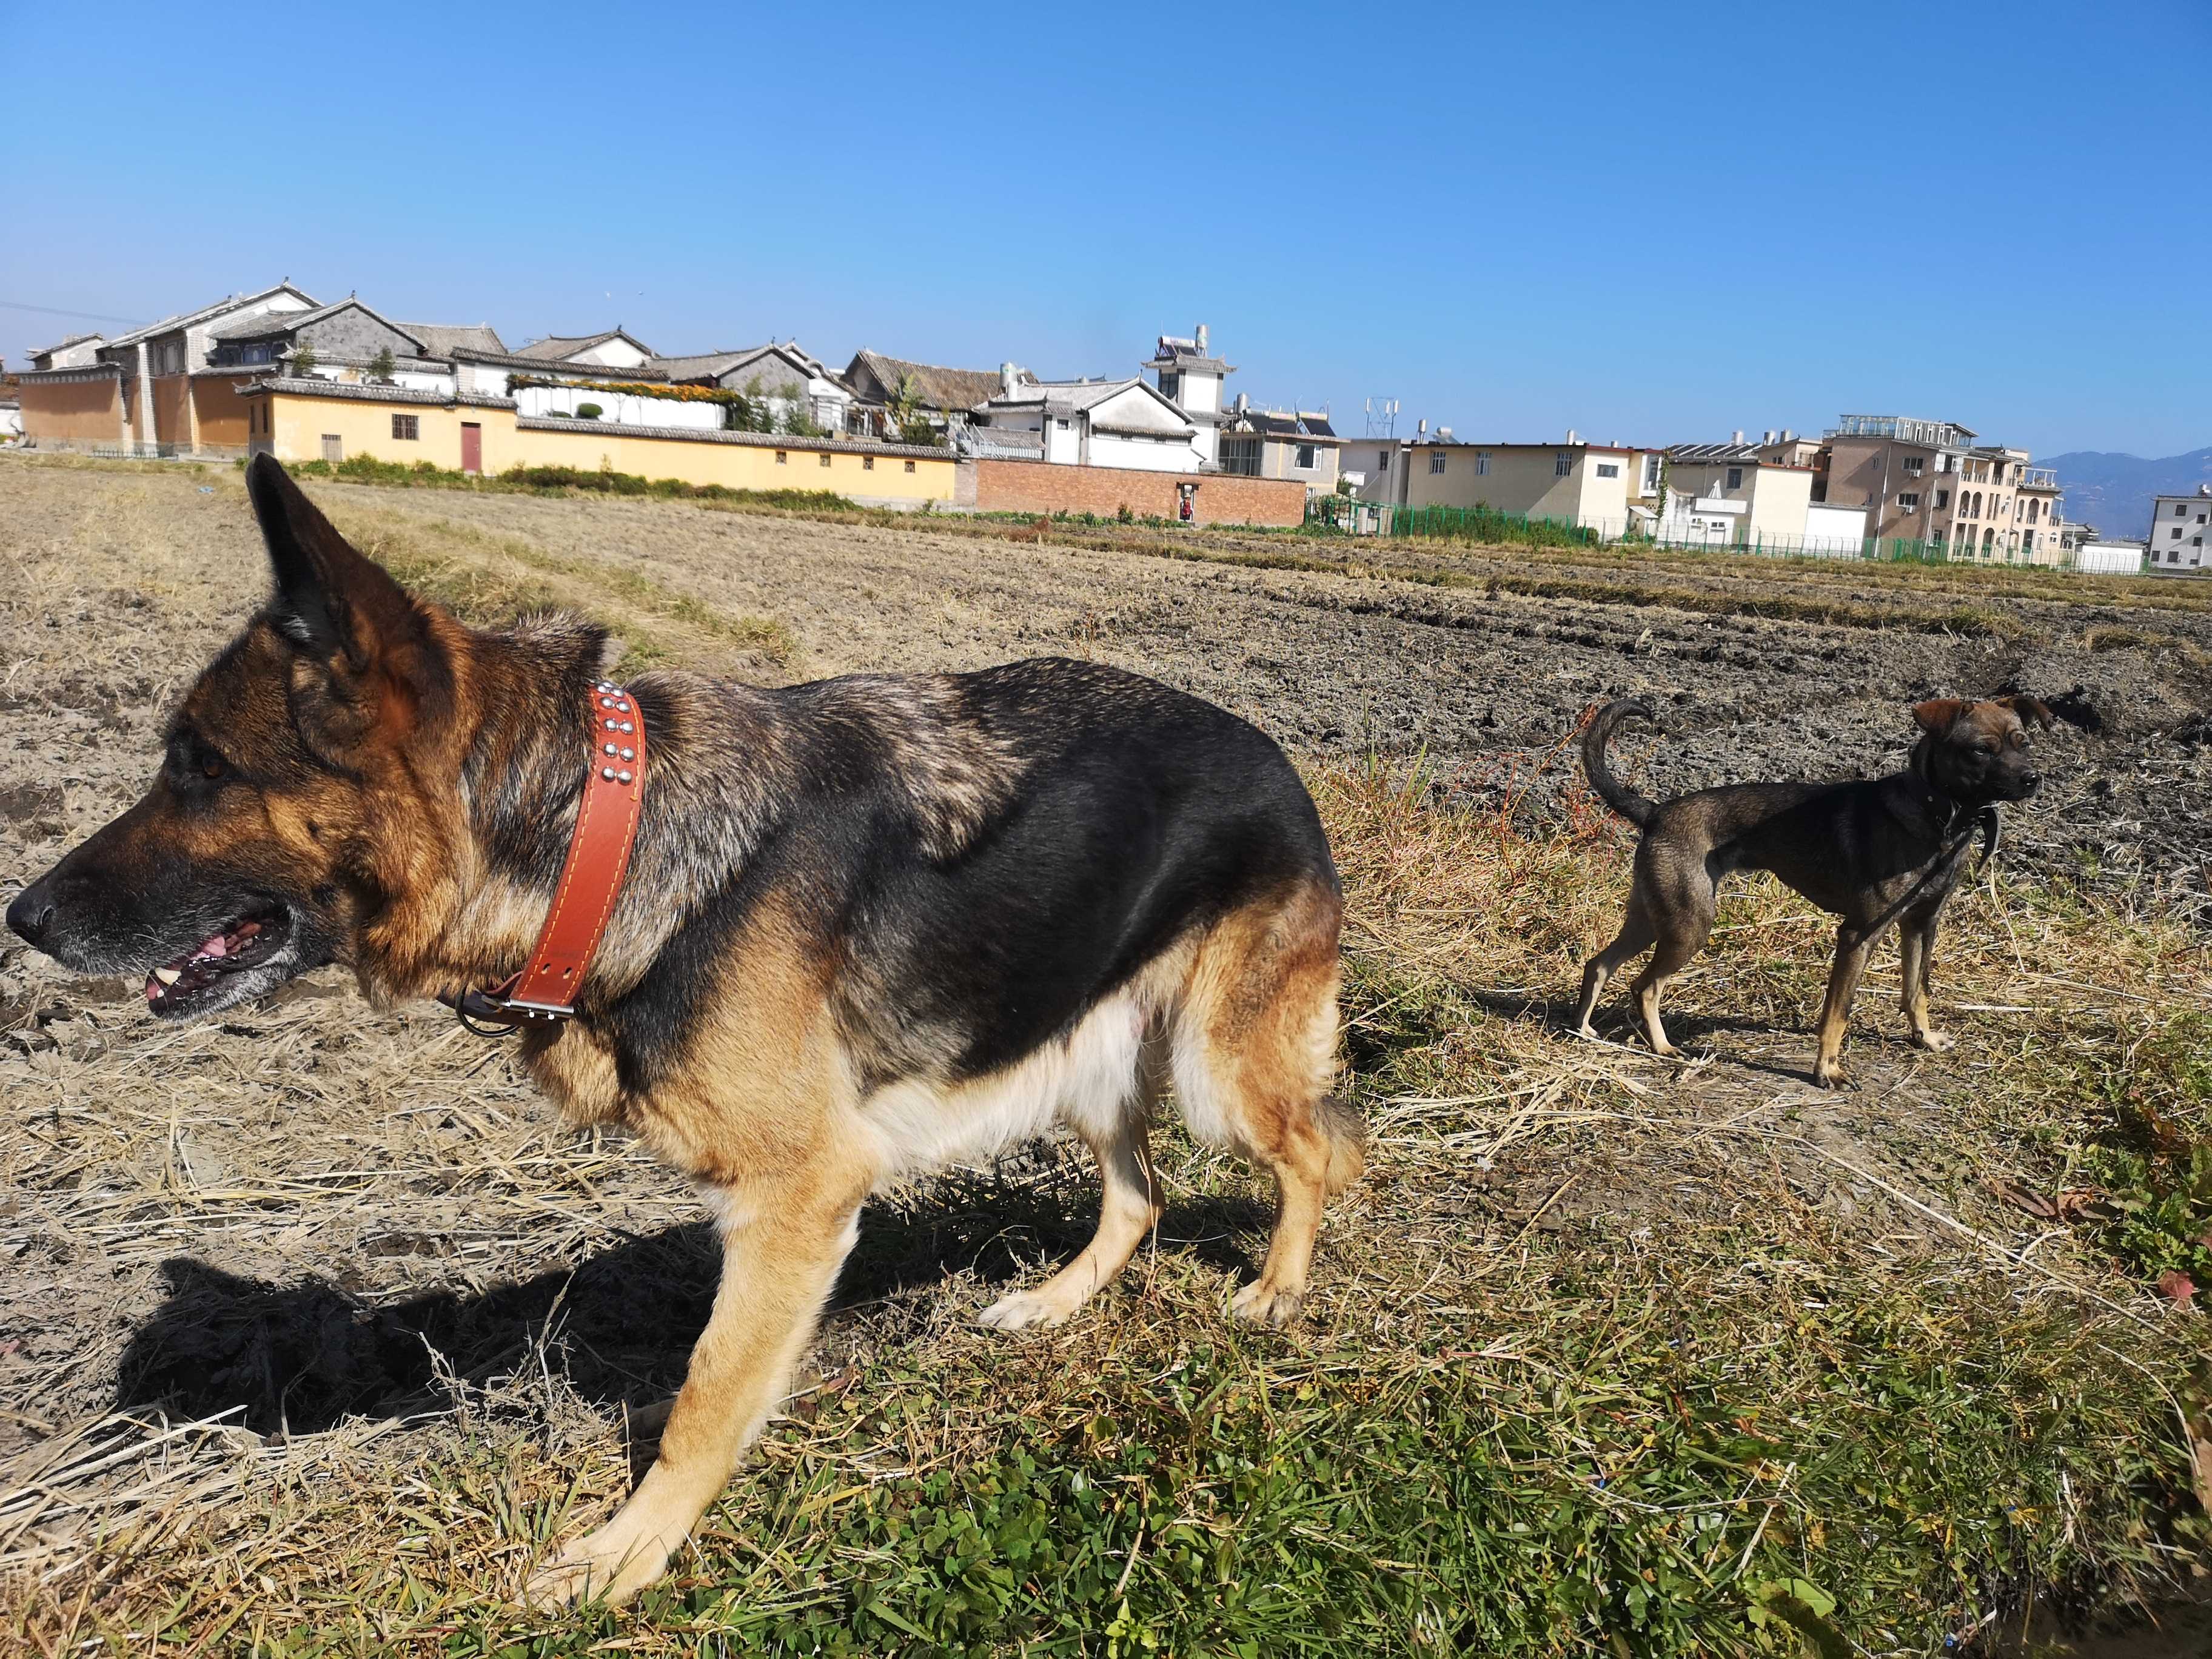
[6,457,1362,1606]
[1573,694,2051,1086]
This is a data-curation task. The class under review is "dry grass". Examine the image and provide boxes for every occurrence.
[1,457,2208,1655]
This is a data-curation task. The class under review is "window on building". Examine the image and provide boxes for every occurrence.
[1725,466,1744,490]
[1643,454,1661,491]
[1295,443,1317,469]
[1555,451,1572,477]
[1899,492,1920,512]
[1475,451,1490,475]
[1904,457,1924,477]
[2174,528,2186,540]
[1595,462,1619,478]
[903,460,916,473]
[776,451,788,463]
[862,455,874,471]
[391,414,419,441]
[1157,374,1179,402]
[1430,452,1446,475]
[1377,450,1390,472]
[1936,489,1950,509]
[819,453,832,468]
[1055,418,1070,430]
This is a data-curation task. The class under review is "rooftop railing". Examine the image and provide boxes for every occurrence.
[2017,467,2058,488]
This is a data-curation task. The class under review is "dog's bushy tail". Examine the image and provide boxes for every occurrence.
[1582,699,1659,830]
[1314,1092,1366,1195]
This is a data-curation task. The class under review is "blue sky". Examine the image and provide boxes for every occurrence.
[2,1,2203,458]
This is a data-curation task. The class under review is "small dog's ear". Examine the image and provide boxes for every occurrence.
[1996,694,2056,730]
[1911,698,1969,734]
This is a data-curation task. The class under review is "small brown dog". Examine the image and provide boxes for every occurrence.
[1574,695,2052,1085]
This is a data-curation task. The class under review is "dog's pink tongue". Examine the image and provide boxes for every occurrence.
[199,932,228,959]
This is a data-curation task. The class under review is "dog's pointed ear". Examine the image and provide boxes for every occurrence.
[1911,698,1969,735]
[1996,693,2056,730]
[245,452,419,668]
[244,455,448,743]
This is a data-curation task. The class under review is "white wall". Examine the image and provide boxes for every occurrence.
[1085,430,1201,473]
[514,383,724,431]
[571,338,651,369]
[2078,540,2147,575]
[0,404,21,438]
[1045,415,1081,464]
[1804,502,1869,552]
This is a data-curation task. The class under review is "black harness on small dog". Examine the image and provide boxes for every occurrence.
[1855,795,2000,945]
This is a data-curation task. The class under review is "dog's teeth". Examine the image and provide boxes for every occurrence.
[153,966,182,986]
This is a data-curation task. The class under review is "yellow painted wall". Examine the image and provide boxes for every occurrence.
[19,377,123,443]
[255,389,956,503]
[191,378,255,449]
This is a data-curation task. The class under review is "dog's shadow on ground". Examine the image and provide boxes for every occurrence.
[112,1175,1267,1436]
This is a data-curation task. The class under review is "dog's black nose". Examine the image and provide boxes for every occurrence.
[2019,770,2042,796]
[6,885,55,947]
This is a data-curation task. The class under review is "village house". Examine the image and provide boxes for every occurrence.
[1657,438,1866,552]
[969,365,1203,472]
[1357,429,1660,533]
[25,333,106,370]
[1216,394,1342,492]
[2148,486,2212,575]
[1143,326,1233,468]
[1819,415,2067,565]
[206,298,459,392]
[512,329,656,370]
[16,282,317,454]
[841,349,1002,440]
[651,342,854,433]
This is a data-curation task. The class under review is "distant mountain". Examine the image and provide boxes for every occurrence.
[2039,447,2212,540]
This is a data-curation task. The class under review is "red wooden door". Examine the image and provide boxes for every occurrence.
[461,422,482,475]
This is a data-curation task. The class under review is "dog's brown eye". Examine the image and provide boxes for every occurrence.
[201,757,226,780]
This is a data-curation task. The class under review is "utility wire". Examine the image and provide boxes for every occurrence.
[0,299,150,327]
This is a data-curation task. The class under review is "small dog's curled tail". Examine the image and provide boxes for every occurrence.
[1581,699,1659,829]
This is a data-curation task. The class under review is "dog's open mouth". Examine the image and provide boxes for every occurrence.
[143,907,293,1017]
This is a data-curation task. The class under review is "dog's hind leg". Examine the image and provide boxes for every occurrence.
[1174,883,1361,1329]
[979,1047,1167,1331]
[1812,928,1874,1087]
[1898,911,1952,1053]
[526,1138,872,1609]
[1576,891,1657,1039]
[1627,870,1715,1059]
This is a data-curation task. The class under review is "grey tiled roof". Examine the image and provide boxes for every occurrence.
[238,377,514,409]
[108,284,317,347]
[399,323,507,357]
[510,329,656,362]
[516,414,948,459]
[27,331,102,357]
[207,298,429,352]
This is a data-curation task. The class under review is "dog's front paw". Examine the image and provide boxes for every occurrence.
[1911,1028,1956,1053]
[1230,1279,1304,1327]
[1810,1063,1849,1090]
[978,1286,1079,1332]
[524,1524,671,1610]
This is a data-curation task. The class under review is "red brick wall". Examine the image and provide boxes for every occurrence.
[966,458,1307,527]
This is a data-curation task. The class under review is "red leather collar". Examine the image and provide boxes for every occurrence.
[452,680,648,1031]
